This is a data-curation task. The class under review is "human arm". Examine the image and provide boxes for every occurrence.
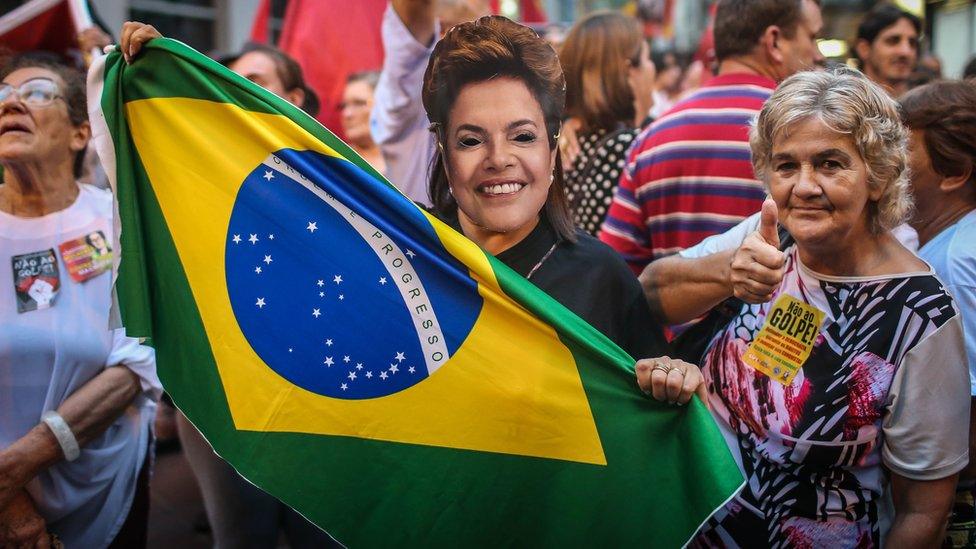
[639,199,785,324]
[885,473,957,547]
[0,365,142,508]
[882,313,971,544]
[0,489,50,548]
[391,0,437,46]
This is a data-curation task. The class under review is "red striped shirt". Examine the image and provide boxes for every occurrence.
[599,73,776,273]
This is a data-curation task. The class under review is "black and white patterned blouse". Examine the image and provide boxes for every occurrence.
[564,127,638,235]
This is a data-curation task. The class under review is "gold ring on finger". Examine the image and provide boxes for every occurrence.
[651,363,672,375]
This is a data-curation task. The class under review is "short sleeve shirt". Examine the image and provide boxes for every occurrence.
[564,128,638,236]
[694,247,969,547]
[918,210,976,395]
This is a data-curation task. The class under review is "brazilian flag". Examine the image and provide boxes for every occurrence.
[89,39,742,546]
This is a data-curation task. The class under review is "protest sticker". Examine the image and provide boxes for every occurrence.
[12,249,61,313]
[742,294,825,385]
[58,230,113,282]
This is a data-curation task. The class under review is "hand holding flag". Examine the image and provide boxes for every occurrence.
[90,37,743,546]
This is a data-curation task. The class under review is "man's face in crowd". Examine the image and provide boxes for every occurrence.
[777,0,825,78]
[857,17,919,86]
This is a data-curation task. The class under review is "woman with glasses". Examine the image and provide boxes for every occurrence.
[0,54,160,548]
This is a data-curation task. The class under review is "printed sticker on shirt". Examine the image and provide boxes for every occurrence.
[741,294,825,385]
[58,230,113,282]
[11,249,61,313]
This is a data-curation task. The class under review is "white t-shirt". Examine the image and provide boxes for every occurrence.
[0,184,160,547]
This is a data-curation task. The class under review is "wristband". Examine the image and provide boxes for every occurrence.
[41,411,80,462]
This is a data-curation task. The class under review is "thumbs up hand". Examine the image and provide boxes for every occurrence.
[730,198,786,304]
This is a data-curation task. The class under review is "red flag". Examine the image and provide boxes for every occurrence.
[488,0,546,22]
[0,0,93,57]
[249,0,270,43]
[276,0,386,139]
[520,0,547,23]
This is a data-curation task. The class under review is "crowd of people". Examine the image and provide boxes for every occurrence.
[2,0,976,547]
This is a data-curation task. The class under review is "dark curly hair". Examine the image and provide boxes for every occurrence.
[421,15,575,243]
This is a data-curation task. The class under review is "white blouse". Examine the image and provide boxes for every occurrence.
[0,183,160,547]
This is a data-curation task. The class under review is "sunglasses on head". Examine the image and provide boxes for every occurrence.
[0,78,63,108]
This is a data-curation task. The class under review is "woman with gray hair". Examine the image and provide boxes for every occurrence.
[636,67,969,546]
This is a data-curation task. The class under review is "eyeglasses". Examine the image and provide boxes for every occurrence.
[0,78,63,108]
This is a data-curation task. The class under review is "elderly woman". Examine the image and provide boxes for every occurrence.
[638,67,969,546]
[0,54,160,547]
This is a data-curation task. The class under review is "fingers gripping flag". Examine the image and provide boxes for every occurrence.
[88,39,743,546]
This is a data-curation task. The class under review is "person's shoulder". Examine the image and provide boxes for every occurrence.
[77,183,113,216]
[566,230,638,280]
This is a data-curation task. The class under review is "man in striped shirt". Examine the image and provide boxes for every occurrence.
[599,0,824,273]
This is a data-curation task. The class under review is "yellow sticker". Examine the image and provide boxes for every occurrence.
[741,294,825,385]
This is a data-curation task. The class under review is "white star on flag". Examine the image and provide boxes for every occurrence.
[356,363,363,370]
[408,366,416,374]
[380,371,388,380]
[232,234,242,244]
[406,250,416,258]
[343,356,350,363]
[268,234,275,240]
[348,371,357,381]
[319,291,325,298]
[263,255,273,264]
[317,279,325,287]
[324,357,334,366]
[306,221,318,233]
[312,308,321,318]
[256,297,266,308]
[333,275,343,284]
[390,364,399,374]
[395,352,406,362]
[263,170,274,181]
[365,371,373,378]
[338,294,345,300]
[326,339,333,346]
[340,383,347,391]
[248,234,259,244]
[255,266,262,274]
[379,277,387,285]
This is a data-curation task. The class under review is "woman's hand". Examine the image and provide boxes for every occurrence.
[77,27,112,54]
[558,117,582,172]
[635,356,708,406]
[731,198,785,304]
[119,22,162,64]
[0,490,49,549]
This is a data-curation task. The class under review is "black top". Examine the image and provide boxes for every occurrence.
[492,216,668,360]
